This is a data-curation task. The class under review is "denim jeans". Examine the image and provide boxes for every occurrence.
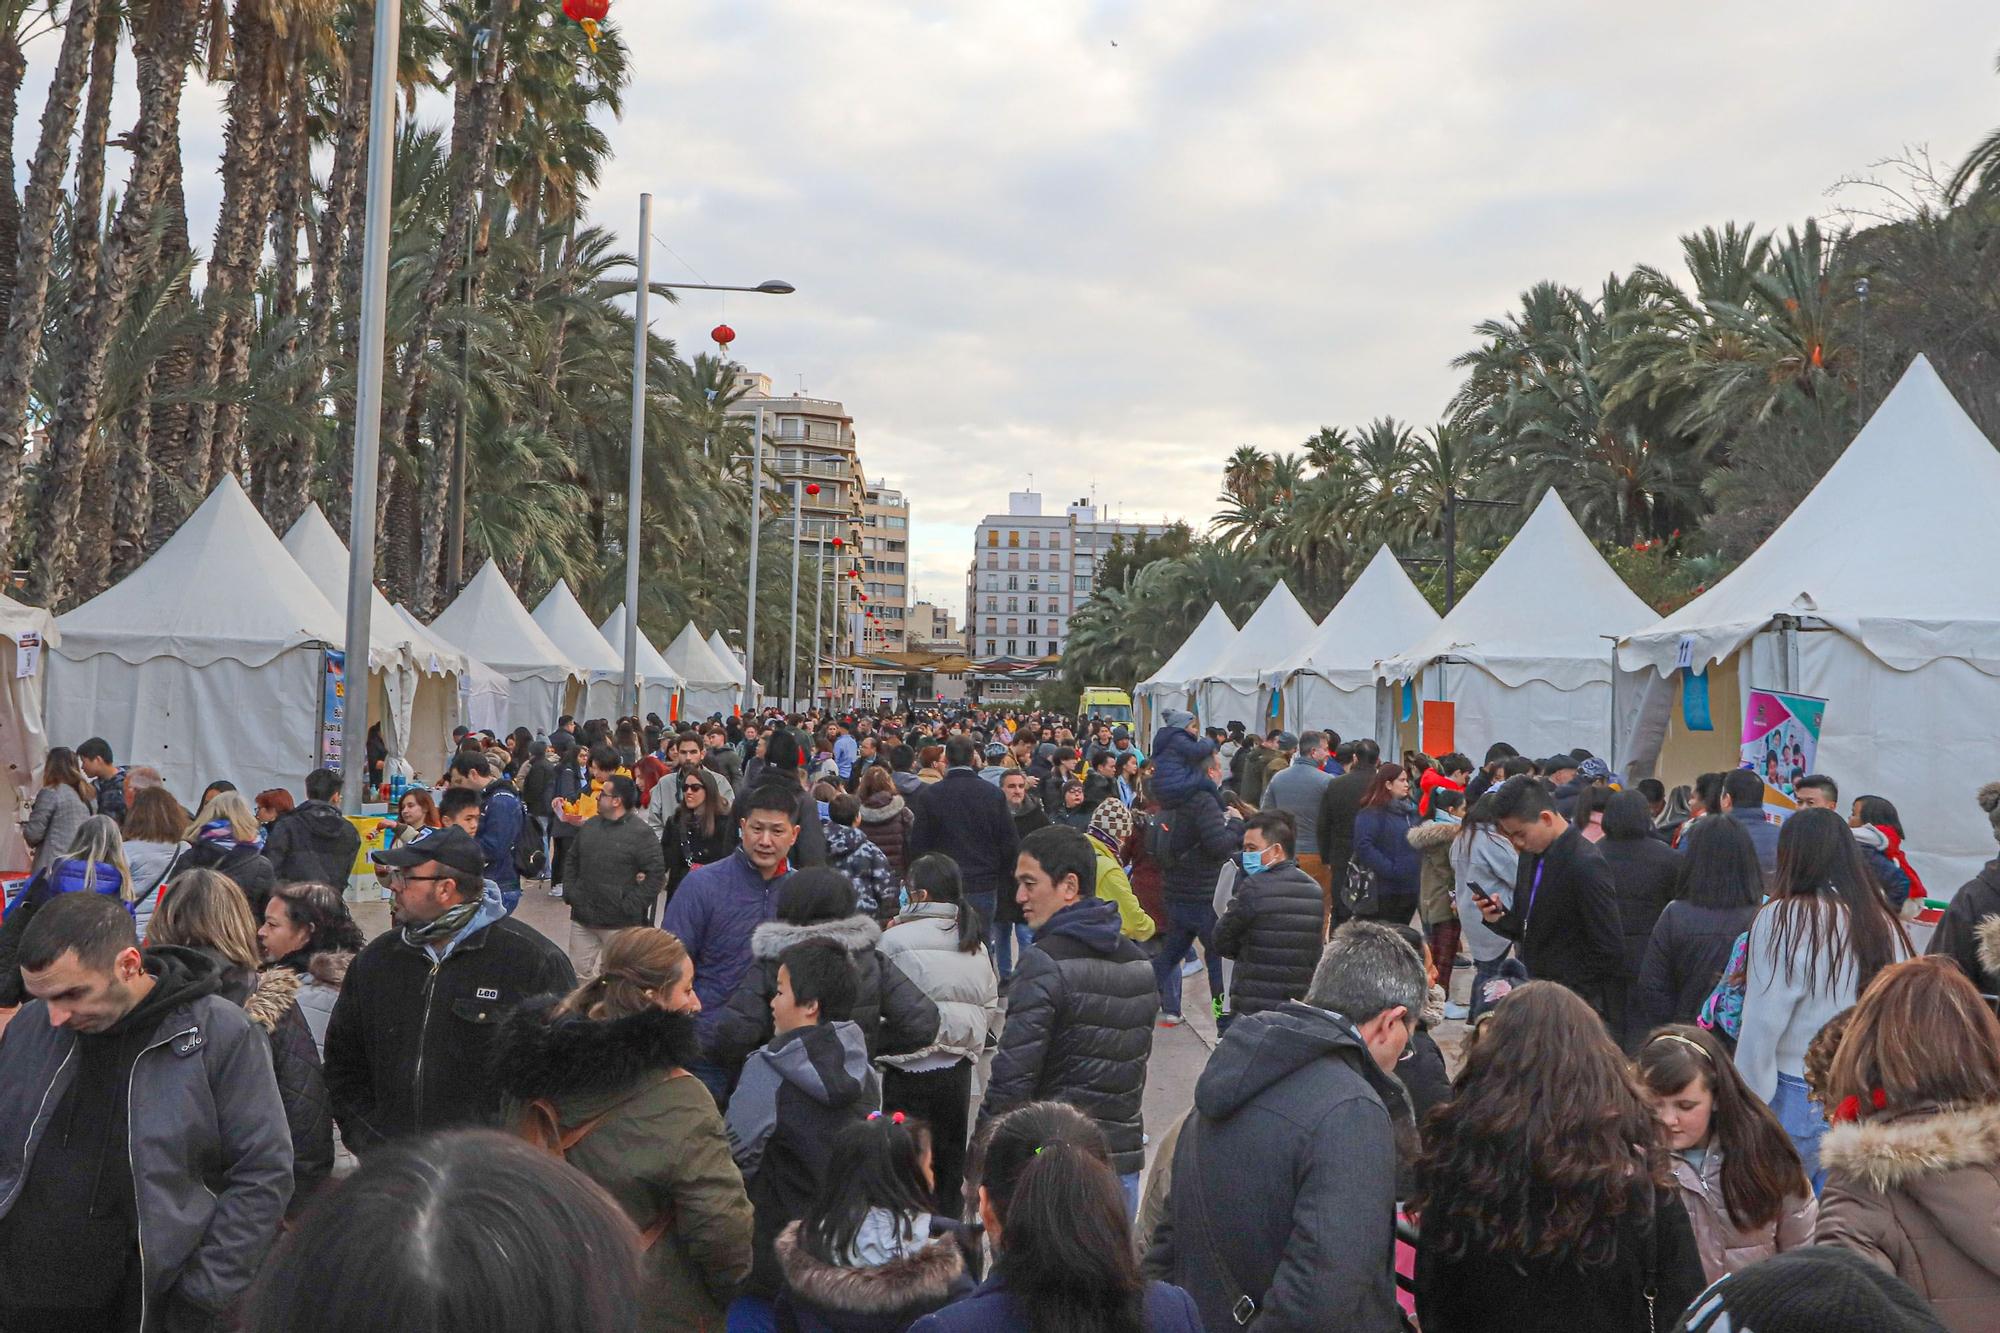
[1468,952,1510,1020]
[1120,1170,1141,1220]
[990,921,1034,978]
[1772,1071,1830,1194]
[726,1296,775,1332]
[1151,900,1221,1017]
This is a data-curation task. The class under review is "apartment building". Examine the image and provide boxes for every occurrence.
[965,492,1174,661]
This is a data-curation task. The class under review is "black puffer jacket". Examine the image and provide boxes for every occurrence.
[1213,861,1323,1017]
[227,963,334,1216]
[263,800,363,889]
[1162,788,1241,908]
[979,897,1156,1176]
[1636,900,1759,1030]
[179,840,279,918]
[707,915,940,1074]
[1928,858,2000,996]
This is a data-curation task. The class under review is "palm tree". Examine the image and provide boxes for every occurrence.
[1221,444,1273,507]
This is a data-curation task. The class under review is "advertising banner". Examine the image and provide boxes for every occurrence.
[1741,687,1826,801]
[321,650,346,771]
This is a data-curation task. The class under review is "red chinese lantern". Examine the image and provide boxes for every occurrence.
[711,323,735,351]
[831,536,843,548]
[858,593,869,602]
[805,482,820,496]
[561,0,609,48]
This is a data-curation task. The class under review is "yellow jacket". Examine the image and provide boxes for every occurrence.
[1094,844,1156,942]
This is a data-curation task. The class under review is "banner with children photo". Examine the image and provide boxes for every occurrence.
[1740,688,1827,803]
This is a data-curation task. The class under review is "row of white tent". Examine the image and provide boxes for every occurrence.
[0,478,763,821]
[1137,355,1997,889]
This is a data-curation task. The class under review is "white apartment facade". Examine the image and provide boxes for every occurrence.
[965,492,1175,661]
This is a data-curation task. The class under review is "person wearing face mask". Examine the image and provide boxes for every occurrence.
[1214,811,1325,1019]
[495,928,754,1332]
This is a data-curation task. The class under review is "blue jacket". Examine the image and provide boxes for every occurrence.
[0,859,132,1006]
[1148,727,1218,806]
[661,848,790,1043]
[910,1273,1201,1333]
[476,785,526,890]
[1352,801,1423,904]
[1727,807,1780,881]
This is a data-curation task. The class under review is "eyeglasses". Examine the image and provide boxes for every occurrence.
[389,870,460,886]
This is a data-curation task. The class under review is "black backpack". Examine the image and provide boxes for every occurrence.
[489,789,548,879]
[1142,806,1182,871]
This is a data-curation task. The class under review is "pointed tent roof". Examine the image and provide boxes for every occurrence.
[1138,603,1238,692]
[662,622,736,689]
[531,581,626,676]
[430,561,581,684]
[0,591,55,649]
[1193,580,1317,687]
[1624,355,2000,676]
[1380,489,1654,689]
[706,630,760,693]
[597,604,681,685]
[56,476,348,668]
[388,602,475,680]
[281,503,457,675]
[1270,546,1441,688]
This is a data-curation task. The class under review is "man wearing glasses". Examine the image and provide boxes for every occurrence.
[322,825,576,1156]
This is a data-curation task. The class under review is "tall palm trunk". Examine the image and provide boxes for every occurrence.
[138,141,195,552]
[31,0,203,607]
[257,61,312,527]
[66,9,118,304]
[108,361,156,581]
[0,19,31,332]
[0,0,104,560]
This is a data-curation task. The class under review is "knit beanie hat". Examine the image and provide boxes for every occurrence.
[1162,709,1195,731]
[1675,1246,1947,1333]
[1089,798,1134,844]
[1979,781,2000,844]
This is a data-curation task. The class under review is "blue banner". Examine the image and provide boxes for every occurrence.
[1401,680,1415,723]
[1681,666,1712,732]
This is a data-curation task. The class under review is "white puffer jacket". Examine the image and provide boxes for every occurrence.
[877,902,1000,1068]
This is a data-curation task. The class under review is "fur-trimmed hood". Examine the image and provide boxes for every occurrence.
[243,966,303,1033]
[1407,821,1460,852]
[1978,916,2000,981]
[774,1219,966,1317]
[749,913,882,962]
[858,793,908,823]
[1821,1103,2000,1192]
[307,948,353,988]
[493,993,703,1101]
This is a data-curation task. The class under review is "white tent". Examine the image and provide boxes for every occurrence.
[395,604,511,738]
[0,594,56,872]
[48,477,375,803]
[1194,580,1317,729]
[430,561,583,732]
[598,604,682,723]
[1135,604,1237,738]
[1268,546,1441,744]
[663,623,738,719]
[532,581,628,721]
[707,630,761,709]
[1379,490,1655,763]
[282,504,461,779]
[1621,355,2000,888]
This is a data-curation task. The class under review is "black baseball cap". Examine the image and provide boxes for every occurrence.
[372,825,486,880]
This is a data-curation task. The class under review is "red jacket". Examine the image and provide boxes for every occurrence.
[1418,769,1464,819]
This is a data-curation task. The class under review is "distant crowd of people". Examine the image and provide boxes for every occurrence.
[1,709,1997,1332]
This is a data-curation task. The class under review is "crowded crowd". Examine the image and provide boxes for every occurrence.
[1,704,1997,1332]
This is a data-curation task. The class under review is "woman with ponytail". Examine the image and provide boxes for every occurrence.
[910,1102,1200,1333]
[495,927,754,1332]
[879,854,1001,1219]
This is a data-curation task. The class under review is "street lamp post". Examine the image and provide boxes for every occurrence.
[339,0,404,815]
[811,532,826,709]
[742,405,764,712]
[620,192,653,716]
[786,479,803,709]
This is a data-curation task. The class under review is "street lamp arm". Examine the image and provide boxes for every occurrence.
[655,279,796,294]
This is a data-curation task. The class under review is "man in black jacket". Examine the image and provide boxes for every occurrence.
[1156,754,1243,1024]
[323,826,576,1154]
[565,775,667,980]
[981,824,1156,1215]
[1478,775,1625,1024]
[1145,920,1422,1330]
[1215,811,1325,1018]
[1315,739,1380,927]
[263,767,363,887]
[996,769,1049,982]
[909,736,1019,934]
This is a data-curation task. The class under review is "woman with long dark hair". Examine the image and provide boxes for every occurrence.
[1637,815,1763,1031]
[910,1102,1200,1333]
[1818,957,2000,1328]
[1600,789,1683,1046]
[22,745,93,873]
[259,880,369,1057]
[494,928,753,1331]
[880,854,1000,1219]
[1736,808,1911,1191]
[1349,763,1421,924]
[1412,983,1707,1331]
[1636,1024,1816,1281]
[663,764,736,900]
[775,1115,974,1330]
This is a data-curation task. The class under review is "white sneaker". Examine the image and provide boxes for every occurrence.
[1443,1001,1470,1021]
[549,885,565,900]
[1158,1013,1186,1028]
[1180,958,1203,978]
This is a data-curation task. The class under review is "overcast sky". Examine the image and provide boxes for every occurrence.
[36,2,2000,615]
